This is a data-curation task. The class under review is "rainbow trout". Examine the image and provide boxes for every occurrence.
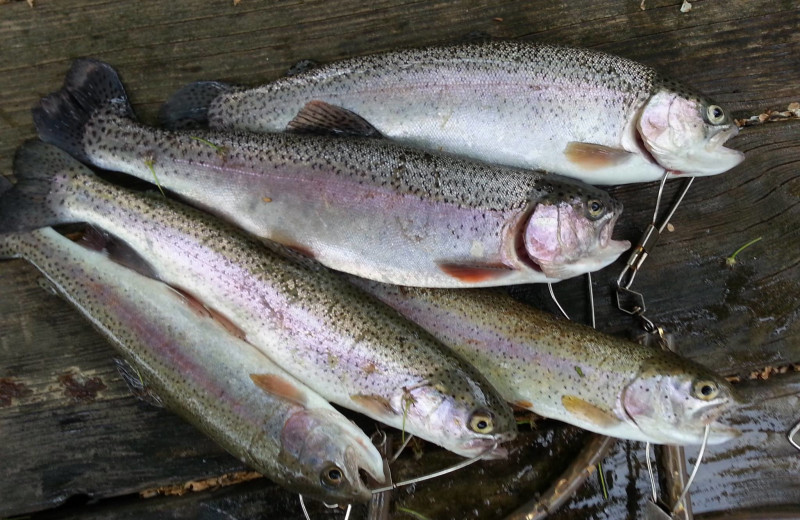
[0,226,386,503]
[161,41,744,185]
[33,59,629,288]
[0,141,516,459]
[347,280,741,445]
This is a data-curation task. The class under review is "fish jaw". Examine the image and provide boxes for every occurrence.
[620,358,741,446]
[401,382,517,459]
[523,196,630,280]
[638,91,744,176]
[278,408,382,503]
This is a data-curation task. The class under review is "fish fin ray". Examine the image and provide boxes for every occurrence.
[561,395,619,428]
[250,373,308,407]
[0,141,85,234]
[437,262,514,283]
[167,286,248,341]
[287,100,383,138]
[78,227,163,281]
[114,357,164,408]
[158,80,236,130]
[33,59,133,162]
[564,142,634,170]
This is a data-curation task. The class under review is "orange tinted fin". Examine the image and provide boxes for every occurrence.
[564,142,634,170]
[169,286,248,341]
[350,394,397,418]
[437,262,513,283]
[250,373,307,407]
[287,100,383,138]
[513,400,534,410]
[561,395,619,428]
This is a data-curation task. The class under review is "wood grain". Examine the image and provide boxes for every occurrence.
[1,0,799,518]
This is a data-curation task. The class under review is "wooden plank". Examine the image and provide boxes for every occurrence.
[0,0,799,518]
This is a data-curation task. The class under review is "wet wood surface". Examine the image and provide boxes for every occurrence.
[1,0,799,518]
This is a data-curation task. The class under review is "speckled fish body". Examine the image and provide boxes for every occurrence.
[33,59,629,288]
[348,279,741,445]
[169,40,743,185]
[0,141,516,459]
[0,227,386,503]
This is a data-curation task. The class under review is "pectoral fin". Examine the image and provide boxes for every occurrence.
[250,374,308,407]
[287,100,383,138]
[350,394,397,418]
[561,395,620,428]
[437,262,514,284]
[564,142,635,170]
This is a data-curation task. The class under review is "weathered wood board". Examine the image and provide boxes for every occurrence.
[1,0,799,518]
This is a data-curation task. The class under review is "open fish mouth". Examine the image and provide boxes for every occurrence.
[706,125,741,152]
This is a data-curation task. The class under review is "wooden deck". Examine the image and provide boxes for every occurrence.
[1,0,799,518]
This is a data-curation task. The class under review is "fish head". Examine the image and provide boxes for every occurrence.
[637,88,744,176]
[621,353,742,445]
[400,371,517,459]
[523,179,630,280]
[274,408,386,503]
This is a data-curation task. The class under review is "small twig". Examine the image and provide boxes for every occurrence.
[144,158,166,197]
[397,507,433,520]
[725,237,762,267]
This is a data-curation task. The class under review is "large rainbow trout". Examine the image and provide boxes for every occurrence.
[0,226,386,503]
[348,280,741,445]
[161,41,743,185]
[33,59,629,288]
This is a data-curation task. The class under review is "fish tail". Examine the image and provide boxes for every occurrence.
[158,80,233,130]
[32,58,134,162]
[0,141,85,235]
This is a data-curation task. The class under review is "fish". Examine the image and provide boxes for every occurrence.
[33,59,629,288]
[346,280,742,445]
[0,140,517,459]
[160,40,744,185]
[0,227,386,503]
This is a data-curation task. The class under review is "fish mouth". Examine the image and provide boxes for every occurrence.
[458,434,513,460]
[342,446,383,503]
[679,124,745,176]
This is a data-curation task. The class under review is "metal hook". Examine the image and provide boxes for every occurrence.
[371,442,498,493]
[547,283,571,320]
[787,420,800,451]
[299,494,311,520]
[672,424,710,513]
[645,442,659,503]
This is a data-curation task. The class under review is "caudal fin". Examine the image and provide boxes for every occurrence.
[32,58,133,162]
[0,140,87,234]
[158,80,234,130]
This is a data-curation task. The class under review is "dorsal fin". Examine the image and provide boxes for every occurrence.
[78,226,162,281]
[287,100,383,138]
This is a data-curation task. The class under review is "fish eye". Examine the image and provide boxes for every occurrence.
[320,464,345,488]
[587,199,605,220]
[693,380,720,400]
[706,105,725,125]
[469,410,495,434]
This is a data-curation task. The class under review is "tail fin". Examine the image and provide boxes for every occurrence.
[0,140,86,233]
[158,80,233,130]
[32,59,133,162]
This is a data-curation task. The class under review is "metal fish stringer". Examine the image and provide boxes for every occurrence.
[615,171,694,329]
